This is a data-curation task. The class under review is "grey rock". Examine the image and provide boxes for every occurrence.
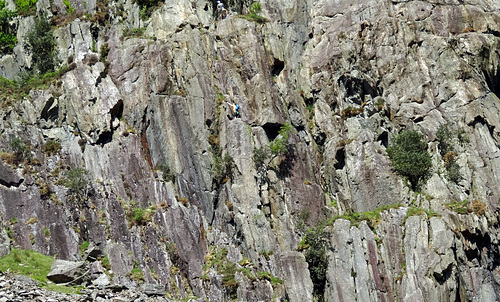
[47,260,88,284]
[140,283,164,296]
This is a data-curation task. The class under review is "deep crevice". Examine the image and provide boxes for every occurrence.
[271,58,284,77]
[110,100,124,121]
[95,131,113,145]
[483,65,500,99]
[377,131,388,148]
[41,97,58,121]
[334,148,346,170]
[262,123,282,141]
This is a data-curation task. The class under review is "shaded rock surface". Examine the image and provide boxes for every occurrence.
[0,0,499,301]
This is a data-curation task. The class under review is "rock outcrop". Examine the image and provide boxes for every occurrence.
[0,0,500,301]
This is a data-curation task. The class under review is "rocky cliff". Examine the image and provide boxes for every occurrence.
[1,0,500,301]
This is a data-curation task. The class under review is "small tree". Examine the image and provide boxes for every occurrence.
[0,0,17,54]
[10,137,31,162]
[387,130,431,190]
[65,168,91,200]
[26,14,57,74]
[253,123,294,170]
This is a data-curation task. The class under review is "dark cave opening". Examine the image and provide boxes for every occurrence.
[484,65,500,99]
[377,131,388,148]
[110,100,124,121]
[95,131,113,145]
[262,123,282,141]
[271,58,285,78]
[334,148,346,170]
[41,97,58,121]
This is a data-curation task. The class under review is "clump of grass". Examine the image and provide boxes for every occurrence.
[0,248,79,293]
[445,200,470,214]
[402,207,441,225]
[127,260,144,282]
[445,199,488,216]
[43,139,61,156]
[238,2,266,24]
[341,106,364,117]
[328,204,402,229]
[256,271,283,286]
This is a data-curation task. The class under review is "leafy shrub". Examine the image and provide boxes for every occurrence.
[156,163,175,182]
[436,123,454,156]
[246,2,265,23]
[270,123,293,157]
[14,0,36,15]
[0,0,17,53]
[135,0,161,20]
[64,168,91,199]
[43,139,61,155]
[26,15,58,74]
[63,0,73,13]
[253,123,294,170]
[302,224,329,301]
[212,153,234,184]
[252,147,268,169]
[436,124,462,183]
[387,130,431,190]
[10,137,31,162]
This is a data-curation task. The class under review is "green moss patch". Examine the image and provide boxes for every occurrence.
[0,248,80,294]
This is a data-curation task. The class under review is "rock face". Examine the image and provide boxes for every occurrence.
[47,260,88,284]
[0,0,500,301]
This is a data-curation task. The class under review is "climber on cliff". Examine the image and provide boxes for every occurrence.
[217,0,228,20]
[226,101,240,118]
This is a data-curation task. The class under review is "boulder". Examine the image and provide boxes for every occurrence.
[140,283,165,296]
[47,260,88,284]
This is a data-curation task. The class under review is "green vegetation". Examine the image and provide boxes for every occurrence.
[341,106,364,117]
[10,137,31,162]
[445,199,488,216]
[241,2,266,24]
[63,0,74,13]
[64,168,91,200]
[156,163,175,182]
[0,248,80,293]
[387,130,431,190]
[43,139,61,156]
[436,123,461,183]
[26,14,58,74]
[101,255,111,270]
[135,0,161,20]
[256,271,283,286]
[258,250,274,260]
[122,27,148,39]
[79,241,90,256]
[270,123,293,157]
[14,0,36,15]
[0,64,76,108]
[402,207,441,225]
[0,0,17,53]
[253,123,294,170]
[212,153,234,184]
[123,200,156,226]
[202,246,281,299]
[300,223,329,301]
[128,260,144,282]
[328,204,402,229]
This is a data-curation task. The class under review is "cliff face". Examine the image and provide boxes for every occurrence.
[1,0,500,301]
